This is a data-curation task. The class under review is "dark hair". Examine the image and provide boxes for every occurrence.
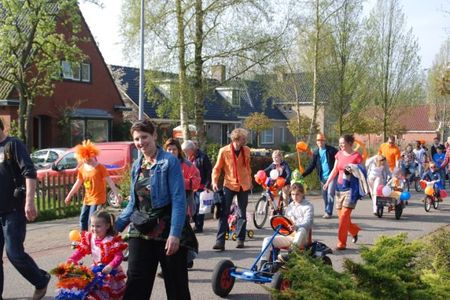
[438,145,445,150]
[130,119,156,136]
[388,135,396,141]
[163,138,184,159]
[0,118,4,131]
[290,182,305,194]
[91,210,116,236]
[342,134,355,145]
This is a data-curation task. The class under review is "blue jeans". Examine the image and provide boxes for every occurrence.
[80,204,99,231]
[321,178,336,216]
[0,209,50,296]
[216,187,248,244]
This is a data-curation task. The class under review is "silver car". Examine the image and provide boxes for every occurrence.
[31,148,68,169]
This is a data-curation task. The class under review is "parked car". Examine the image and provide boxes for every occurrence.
[31,148,68,169]
[36,142,138,205]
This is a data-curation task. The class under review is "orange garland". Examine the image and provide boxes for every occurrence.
[50,262,94,290]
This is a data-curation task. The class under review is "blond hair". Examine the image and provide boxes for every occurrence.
[230,128,248,141]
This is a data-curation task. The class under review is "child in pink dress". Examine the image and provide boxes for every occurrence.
[68,210,127,300]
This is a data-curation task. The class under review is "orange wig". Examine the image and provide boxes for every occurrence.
[74,140,100,162]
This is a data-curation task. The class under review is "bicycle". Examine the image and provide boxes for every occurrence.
[421,180,444,212]
[253,170,286,229]
[403,167,423,192]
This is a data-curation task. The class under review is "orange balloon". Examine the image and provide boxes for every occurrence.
[424,186,434,196]
[354,139,368,161]
[69,229,81,242]
[276,177,286,188]
[296,141,309,152]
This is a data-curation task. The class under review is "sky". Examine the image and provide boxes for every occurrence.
[79,0,449,70]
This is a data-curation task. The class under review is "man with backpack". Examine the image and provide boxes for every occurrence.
[0,118,50,300]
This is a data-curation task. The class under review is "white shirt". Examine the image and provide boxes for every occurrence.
[413,148,426,164]
[285,199,314,231]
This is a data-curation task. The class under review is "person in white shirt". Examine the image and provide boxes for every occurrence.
[259,182,313,269]
[365,154,389,215]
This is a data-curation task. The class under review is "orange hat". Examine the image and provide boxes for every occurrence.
[316,133,326,141]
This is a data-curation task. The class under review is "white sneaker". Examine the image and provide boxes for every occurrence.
[322,214,331,219]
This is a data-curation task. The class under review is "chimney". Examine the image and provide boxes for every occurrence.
[211,65,226,83]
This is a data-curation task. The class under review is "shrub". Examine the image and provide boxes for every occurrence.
[205,143,221,165]
[272,231,450,300]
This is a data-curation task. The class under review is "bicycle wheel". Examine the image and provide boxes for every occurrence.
[433,198,440,209]
[424,196,432,212]
[253,196,268,229]
[405,180,411,192]
[414,179,423,192]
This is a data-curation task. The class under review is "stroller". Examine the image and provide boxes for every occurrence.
[225,197,254,241]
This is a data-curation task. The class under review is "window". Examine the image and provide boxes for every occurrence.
[280,127,285,143]
[231,89,240,106]
[61,60,91,82]
[261,128,274,144]
[56,152,78,170]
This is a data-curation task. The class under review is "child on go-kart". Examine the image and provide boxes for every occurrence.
[259,182,313,270]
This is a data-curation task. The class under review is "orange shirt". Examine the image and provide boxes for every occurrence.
[77,163,108,205]
[212,145,252,192]
[378,143,401,171]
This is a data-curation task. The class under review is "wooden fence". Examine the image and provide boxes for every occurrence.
[35,173,84,220]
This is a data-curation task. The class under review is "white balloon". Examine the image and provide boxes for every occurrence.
[269,169,279,180]
[382,185,392,197]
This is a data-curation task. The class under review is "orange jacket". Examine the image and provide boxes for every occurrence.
[212,144,252,192]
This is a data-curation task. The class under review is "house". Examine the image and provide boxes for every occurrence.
[111,65,298,148]
[355,104,440,150]
[0,5,127,149]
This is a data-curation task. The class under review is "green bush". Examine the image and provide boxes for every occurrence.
[285,153,321,191]
[272,231,450,300]
[205,143,221,165]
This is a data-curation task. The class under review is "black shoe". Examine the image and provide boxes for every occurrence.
[352,234,358,244]
[187,260,194,269]
[212,242,225,251]
[193,227,203,233]
[236,240,244,248]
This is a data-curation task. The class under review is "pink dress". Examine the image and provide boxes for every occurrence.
[69,232,127,300]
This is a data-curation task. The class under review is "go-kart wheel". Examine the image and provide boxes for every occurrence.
[271,271,290,292]
[424,196,432,212]
[253,196,269,229]
[322,256,332,266]
[247,229,254,239]
[433,198,440,209]
[231,233,237,241]
[212,259,235,297]
[225,232,229,240]
[376,205,383,218]
[394,204,403,220]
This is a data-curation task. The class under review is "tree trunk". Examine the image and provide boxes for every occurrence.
[308,0,320,145]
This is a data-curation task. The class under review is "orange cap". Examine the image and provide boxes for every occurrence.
[316,133,326,141]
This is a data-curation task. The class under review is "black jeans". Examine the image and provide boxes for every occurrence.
[193,191,205,230]
[216,187,248,244]
[0,209,50,297]
[123,238,190,300]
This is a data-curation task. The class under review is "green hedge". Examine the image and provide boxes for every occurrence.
[272,229,450,300]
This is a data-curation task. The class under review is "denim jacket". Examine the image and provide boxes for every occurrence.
[115,146,186,238]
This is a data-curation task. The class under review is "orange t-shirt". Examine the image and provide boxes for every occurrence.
[77,164,108,205]
[378,143,401,171]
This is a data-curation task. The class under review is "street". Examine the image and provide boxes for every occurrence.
[2,192,449,299]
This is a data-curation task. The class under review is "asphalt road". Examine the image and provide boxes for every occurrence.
[2,191,449,299]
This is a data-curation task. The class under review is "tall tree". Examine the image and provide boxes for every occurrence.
[426,38,450,140]
[363,0,423,140]
[0,0,86,148]
[120,0,285,145]
[243,112,272,146]
[327,0,365,137]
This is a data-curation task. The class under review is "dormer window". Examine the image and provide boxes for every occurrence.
[61,60,91,82]
[216,87,241,107]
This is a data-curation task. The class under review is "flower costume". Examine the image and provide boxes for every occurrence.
[68,231,127,299]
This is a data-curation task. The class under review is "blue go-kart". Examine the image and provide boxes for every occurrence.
[211,216,333,297]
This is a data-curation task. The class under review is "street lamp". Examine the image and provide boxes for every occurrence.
[138,0,145,120]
